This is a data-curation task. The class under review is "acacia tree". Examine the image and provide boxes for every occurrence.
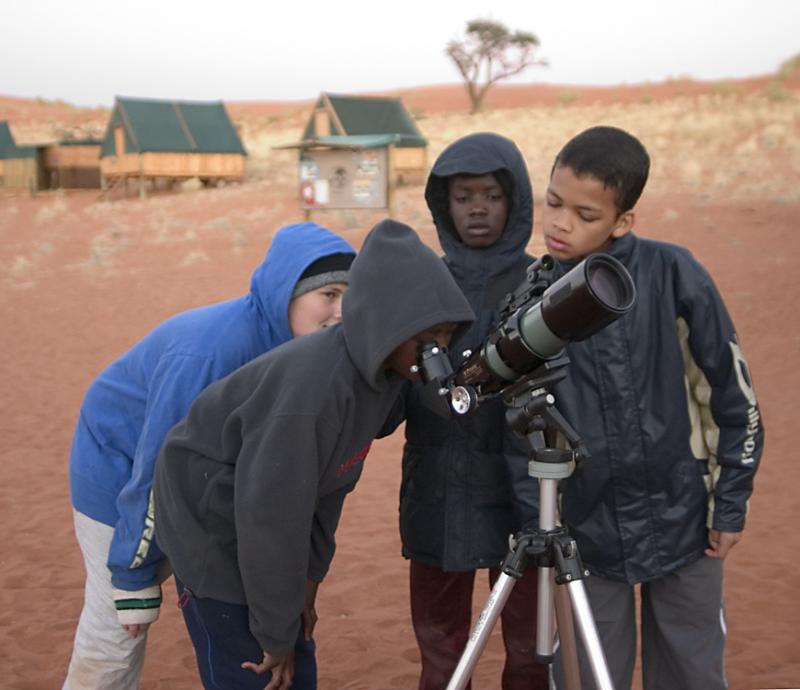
[447,19,547,114]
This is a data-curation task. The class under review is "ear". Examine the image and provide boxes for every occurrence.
[611,210,634,238]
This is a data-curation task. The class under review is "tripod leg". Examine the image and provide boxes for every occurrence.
[554,584,581,690]
[536,475,559,661]
[535,565,555,661]
[566,580,615,690]
[445,571,516,690]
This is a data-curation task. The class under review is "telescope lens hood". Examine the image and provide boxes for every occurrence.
[541,253,636,341]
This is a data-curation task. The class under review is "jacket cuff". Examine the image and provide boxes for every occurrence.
[113,585,161,625]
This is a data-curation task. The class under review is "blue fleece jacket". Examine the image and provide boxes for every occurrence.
[69,222,355,592]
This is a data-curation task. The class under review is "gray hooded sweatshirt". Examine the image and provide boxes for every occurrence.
[153,219,474,657]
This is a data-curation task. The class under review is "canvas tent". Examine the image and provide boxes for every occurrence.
[0,121,14,161]
[0,121,48,192]
[0,121,13,185]
[100,96,247,196]
[300,93,428,184]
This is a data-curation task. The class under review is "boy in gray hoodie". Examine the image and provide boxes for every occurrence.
[153,219,474,690]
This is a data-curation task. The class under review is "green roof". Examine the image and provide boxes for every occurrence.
[302,93,427,148]
[0,121,39,159]
[302,134,422,149]
[102,97,247,157]
[0,121,17,159]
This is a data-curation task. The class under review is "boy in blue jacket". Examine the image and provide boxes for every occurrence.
[153,219,475,690]
[64,222,356,690]
[400,132,548,689]
[544,126,764,690]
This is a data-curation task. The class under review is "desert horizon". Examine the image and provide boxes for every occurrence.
[2,59,798,141]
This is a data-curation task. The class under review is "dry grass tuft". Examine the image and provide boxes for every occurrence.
[35,198,70,224]
[180,251,209,266]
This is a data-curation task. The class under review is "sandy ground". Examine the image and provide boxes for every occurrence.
[1,74,799,689]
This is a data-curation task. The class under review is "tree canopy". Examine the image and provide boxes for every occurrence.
[447,19,548,114]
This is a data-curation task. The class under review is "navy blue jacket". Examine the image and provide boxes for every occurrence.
[400,132,539,571]
[554,232,764,583]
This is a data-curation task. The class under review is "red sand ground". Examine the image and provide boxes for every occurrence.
[1,77,798,689]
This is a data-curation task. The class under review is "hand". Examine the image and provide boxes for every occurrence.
[121,622,152,639]
[303,579,320,640]
[705,529,743,560]
[113,584,161,630]
[241,651,294,689]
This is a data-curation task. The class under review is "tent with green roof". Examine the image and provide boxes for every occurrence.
[100,97,247,195]
[302,93,427,147]
[0,121,16,160]
[0,121,47,190]
[298,93,428,184]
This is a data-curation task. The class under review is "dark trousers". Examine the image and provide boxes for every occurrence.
[410,561,549,690]
[553,557,727,690]
[175,578,317,690]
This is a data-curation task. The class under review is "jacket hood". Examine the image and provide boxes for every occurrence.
[425,132,533,277]
[249,222,356,347]
[342,219,475,390]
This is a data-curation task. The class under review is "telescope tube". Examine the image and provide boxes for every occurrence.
[456,253,636,392]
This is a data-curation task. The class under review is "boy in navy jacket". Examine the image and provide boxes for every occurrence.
[544,126,764,690]
[400,133,548,689]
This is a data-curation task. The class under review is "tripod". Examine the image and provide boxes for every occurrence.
[445,361,615,690]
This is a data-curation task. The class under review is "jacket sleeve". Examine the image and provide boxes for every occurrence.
[234,414,327,657]
[678,255,764,532]
[107,353,217,591]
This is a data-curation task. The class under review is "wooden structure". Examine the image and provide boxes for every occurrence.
[0,121,47,191]
[301,93,428,185]
[278,136,396,215]
[45,139,102,189]
[0,121,11,184]
[100,97,247,197]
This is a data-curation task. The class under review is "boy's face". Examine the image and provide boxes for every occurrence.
[384,323,459,381]
[447,174,509,248]
[543,165,633,261]
[288,283,348,337]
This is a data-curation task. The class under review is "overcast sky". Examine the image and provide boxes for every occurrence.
[1,0,796,107]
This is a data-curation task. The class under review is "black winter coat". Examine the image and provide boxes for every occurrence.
[553,232,764,584]
[400,132,539,571]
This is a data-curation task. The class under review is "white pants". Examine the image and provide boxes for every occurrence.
[63,510,147,690]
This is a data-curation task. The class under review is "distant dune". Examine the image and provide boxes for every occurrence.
[2,65,797,143]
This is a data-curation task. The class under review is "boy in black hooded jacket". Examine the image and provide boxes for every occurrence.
[153,219,474,690]
[400,133,549,689]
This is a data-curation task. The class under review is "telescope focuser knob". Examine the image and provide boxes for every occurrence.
[450,385,477,415]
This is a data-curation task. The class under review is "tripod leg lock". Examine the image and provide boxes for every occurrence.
[502,531,548,578]
[552,533,590,585]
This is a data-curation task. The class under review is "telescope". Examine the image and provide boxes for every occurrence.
[414,252,636,415]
